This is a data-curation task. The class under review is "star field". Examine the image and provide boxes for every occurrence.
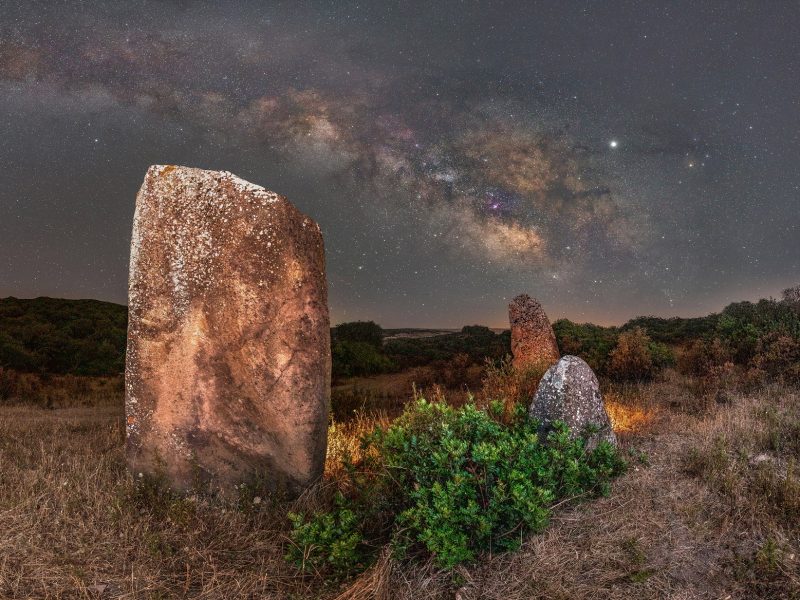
[1,1,798,326]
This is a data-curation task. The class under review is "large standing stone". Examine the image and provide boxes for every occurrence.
[529,355,617,448]
[508,294,560,372]
[125,165,331,494]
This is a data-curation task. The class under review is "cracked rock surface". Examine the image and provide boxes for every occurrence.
[125,165,330,494]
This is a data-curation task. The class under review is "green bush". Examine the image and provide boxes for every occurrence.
[287,493,365,575]
[607,327,674,381]
[0,297,127,375]
[331,340,395,379]
[286,399,625,574]
[553,319,618,374]
[648,340,676,371]
[716,299,800,364]
[333,321,384,349]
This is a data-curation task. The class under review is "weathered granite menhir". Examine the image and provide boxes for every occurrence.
[125,165,331,495]
[530,355,617,449]
[508,293,560,373]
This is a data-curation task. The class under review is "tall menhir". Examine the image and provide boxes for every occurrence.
[508,293,560,373]
[125,165,331,495]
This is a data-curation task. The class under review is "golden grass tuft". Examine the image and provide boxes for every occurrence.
[332,547,393,600]
[605,400,655,434]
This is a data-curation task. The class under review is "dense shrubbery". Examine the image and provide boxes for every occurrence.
[331,339,394,379]
[673,297,800,385]
[607,327,674,381]
[0,297,127,375]
[621,315,717,345]
[333,320,384,349]
[385,326,509,369]
[553,319,618,374]
[2,291,797,386]
[287,398,625,574]
[331,321,395,379]
[553,321,673,381]
[554,294,800,385]
[678,337,729,377]
[715,299,800,365]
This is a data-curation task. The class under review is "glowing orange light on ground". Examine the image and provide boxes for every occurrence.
[606,400,654,434]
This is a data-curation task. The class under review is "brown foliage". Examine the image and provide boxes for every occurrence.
[751,331,800,385]
[678,337,729,377]
[0,369,123,408]
[607,327,654,381]
[476,356,545,420]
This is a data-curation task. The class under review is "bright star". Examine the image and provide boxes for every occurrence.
[609,140,618,148]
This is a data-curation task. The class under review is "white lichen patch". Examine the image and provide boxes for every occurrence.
[134,166,287,317]
[221,170,281,204]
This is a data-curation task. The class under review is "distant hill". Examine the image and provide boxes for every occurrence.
[0,297,127,375]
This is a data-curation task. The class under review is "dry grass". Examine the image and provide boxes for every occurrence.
[449,387,800,599]
[1,373,799,598]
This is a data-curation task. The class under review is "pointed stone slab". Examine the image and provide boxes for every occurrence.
[125,165,330,494]
[508,294,560,372]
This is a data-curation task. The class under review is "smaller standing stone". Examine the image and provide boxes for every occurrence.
[508,294,560,372]
[530,355,617,448]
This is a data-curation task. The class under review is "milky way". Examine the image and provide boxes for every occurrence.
[1,1,798,326]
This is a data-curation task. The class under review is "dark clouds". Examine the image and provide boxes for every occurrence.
[1,1,798,326]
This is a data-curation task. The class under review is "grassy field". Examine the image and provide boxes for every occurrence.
[1,372,798,599]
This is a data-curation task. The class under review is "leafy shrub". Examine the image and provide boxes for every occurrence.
[678,337,729,377]
[553,319,618,375]
[711,299,800,384]
[751,331,800,385]
[648,340,676,371]
[607,327,673,381]
[716,299,800,364]
[287,494,365,575]
[333,321,384,349]
[331,340,395,379]
[286,399,625,574]
[0,297,127,375]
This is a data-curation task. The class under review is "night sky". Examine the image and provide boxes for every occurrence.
[1,1,798,327]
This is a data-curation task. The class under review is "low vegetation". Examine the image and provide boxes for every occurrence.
[5,287,797,387]
[384,325,509,370]
[1,374,797,598]
[287,399,625,574]
[0,297,127,375]
[0,287,798,597]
